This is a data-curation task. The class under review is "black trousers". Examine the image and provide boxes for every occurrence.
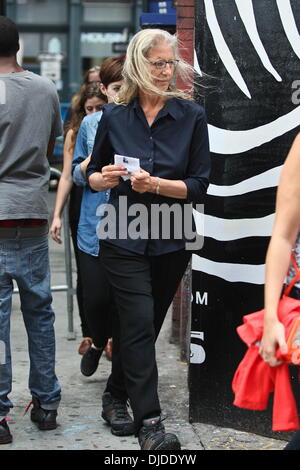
[100,241,191,433]
[69,185,88,337]
[78,249,113,348]
[69,221,89,337]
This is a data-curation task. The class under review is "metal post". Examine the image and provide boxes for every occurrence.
[68,0,82,100]
[62,196,76,340]
[0,0,6,15]
[5,0,16,19]
[132,0,144,33]
[50,167,76,340]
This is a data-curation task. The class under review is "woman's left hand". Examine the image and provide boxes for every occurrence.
[259,319,288,367]
[131,169,153,194]
[50,215,62,244]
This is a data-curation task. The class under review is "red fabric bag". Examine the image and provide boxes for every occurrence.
[232,252,300,431]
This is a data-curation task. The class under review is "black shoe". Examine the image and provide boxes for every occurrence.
[138,416,181,450]
[30,397,57,430]
[80,346,103,377]
[0,419,12,444]
[101,392,135,436]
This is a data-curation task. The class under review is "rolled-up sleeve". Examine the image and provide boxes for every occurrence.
[73,163,86,186]
[183,109,210,204]
[72,121,88,186]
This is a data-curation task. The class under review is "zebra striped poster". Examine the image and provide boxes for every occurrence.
[190,0,300,436]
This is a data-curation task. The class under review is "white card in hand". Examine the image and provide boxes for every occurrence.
[114,154,140,181]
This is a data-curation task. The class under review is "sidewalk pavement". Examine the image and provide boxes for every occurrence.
[1,193,290,451]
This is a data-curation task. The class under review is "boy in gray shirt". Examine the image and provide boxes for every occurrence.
[0,16,62,444]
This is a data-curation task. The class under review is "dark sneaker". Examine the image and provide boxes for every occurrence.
[0,419,12,444]
[80,345,103,377]
[138,416,181,450]
[101,392,135,436]
[30,397,57,430]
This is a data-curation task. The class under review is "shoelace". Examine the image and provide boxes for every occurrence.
[23,400,33,416]
[112,399,129,419]
[0,418,11,424]
[143,416,166,440]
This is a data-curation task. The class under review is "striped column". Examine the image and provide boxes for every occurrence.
[190,0,300,437]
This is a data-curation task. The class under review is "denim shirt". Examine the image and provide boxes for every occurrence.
[72,111,110,257]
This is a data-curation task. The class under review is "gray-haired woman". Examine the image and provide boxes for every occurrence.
[87,28,211,450]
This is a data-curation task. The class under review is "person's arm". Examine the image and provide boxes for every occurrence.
[72,121,89,186]
[87,110,128,191]
[89,164,129,192]
[47,85,63,162]
[129,169,187,198]
[49,85,63,146]
[130,108,210,200]
[79,155,91,179]
[259,134,300,366]
[50,129,74,244]
[181,108,210,203]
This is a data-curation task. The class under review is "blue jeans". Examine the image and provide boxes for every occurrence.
[0,232,61,419]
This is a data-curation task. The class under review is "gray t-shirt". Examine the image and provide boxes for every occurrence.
[0,70,63,219]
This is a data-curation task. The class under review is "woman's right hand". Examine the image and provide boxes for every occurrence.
[80,155,91,178]
[101,164,128,189]
[50,215,62,244]
[259,319,288,367]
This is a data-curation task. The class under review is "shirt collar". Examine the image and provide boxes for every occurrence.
[132,96,183,121]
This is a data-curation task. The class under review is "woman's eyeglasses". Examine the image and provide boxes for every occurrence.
[148,60,179,70]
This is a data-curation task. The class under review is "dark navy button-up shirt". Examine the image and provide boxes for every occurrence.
[87,97,210,256]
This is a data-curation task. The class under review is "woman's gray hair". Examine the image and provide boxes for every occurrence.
[116,28,196,104]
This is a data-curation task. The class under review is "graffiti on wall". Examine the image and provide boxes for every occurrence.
[190,0,300,432]
[193,0,300,287]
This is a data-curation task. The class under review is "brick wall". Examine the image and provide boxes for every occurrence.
[176,0,195,70]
